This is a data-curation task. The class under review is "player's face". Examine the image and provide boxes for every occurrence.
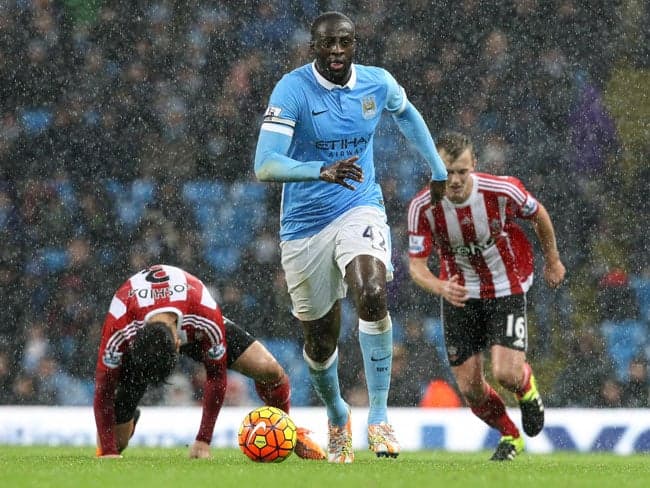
[311,19,355,85]
[440,148,476,203]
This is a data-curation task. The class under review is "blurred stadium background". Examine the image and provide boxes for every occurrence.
[0,0,649,447]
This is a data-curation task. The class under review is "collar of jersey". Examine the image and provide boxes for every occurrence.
[311,61,357,90]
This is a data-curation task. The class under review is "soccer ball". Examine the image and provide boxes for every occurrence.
[238,406,297,462]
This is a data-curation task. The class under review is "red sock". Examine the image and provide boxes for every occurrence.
[515,363,532,399]
[255,374,291,414]
[470,384,520,438]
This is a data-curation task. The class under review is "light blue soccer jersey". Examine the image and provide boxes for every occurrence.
[259,63,408,241]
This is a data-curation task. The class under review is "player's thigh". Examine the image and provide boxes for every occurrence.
[335,206,393,283]
[486,294,528,352]
[230,341,283,383]
[490,344,526,383]
[280,227,344,321]
[224,318,256,369]
[443,298,487,367]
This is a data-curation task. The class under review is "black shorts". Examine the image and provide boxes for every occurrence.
[114,317,256,423]
[442,294,528,367]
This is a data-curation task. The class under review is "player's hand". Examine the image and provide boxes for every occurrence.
[430,180,446,205]
[440,275,469,307]
[543,258,566,289]
[188,440,212,459]
[97,454,122,459]
[319,156,362,190]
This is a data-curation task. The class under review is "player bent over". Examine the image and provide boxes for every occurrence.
[93,264,325,460]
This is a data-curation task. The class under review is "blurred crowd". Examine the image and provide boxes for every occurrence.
[1,0,649,409]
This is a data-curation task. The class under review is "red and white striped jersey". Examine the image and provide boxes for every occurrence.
[96,264,226,374]
[94,264,229,455]
[407,173,538,299]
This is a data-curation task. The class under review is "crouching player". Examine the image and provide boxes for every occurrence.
[94,264,325,460]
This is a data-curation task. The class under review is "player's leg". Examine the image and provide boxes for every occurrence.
[451,354,523,460]
[444,298,523,460]
[489,294,544,437]
[300,305,345,418]
[346,255,399,458]
[338,207,399,458]
[300,305,353,462]
[281,231,352,463]
[226,319,325,460]
[225,320,291,412]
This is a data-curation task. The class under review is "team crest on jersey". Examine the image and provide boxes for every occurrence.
[102,350,123,369]
[207,342,226,360]
[361,95,377,119]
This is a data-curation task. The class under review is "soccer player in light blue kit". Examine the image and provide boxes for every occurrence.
[254,11,448,463]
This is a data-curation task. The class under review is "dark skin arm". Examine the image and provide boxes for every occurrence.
[320,156,363,190]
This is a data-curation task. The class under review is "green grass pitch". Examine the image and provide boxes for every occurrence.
[0,446,648,488]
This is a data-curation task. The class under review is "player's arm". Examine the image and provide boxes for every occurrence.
[93,365,121,457]
[530,203,566,288]
[384,71,447,196]
[254,121,362,188]
[409,256,468,307]
[190,358,227,459]
[254,129,324,181]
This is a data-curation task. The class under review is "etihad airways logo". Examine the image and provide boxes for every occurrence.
[315,134,371,158]
[315,135,370,151]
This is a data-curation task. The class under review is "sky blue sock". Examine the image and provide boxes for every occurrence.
[359,321,392,425]
[304,348,349,427]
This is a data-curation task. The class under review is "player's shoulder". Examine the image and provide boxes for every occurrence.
[475,172,528,200]
[355,64,391,83]
[276,63,313,87]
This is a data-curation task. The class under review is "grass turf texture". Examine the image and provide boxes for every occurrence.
[0,447,648,488]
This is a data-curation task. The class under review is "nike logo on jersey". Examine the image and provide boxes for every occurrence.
[246,421,268,445]
[311,109,328,116]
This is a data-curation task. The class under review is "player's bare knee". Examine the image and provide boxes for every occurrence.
[254,357,286,383]
[356,284,387,320]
